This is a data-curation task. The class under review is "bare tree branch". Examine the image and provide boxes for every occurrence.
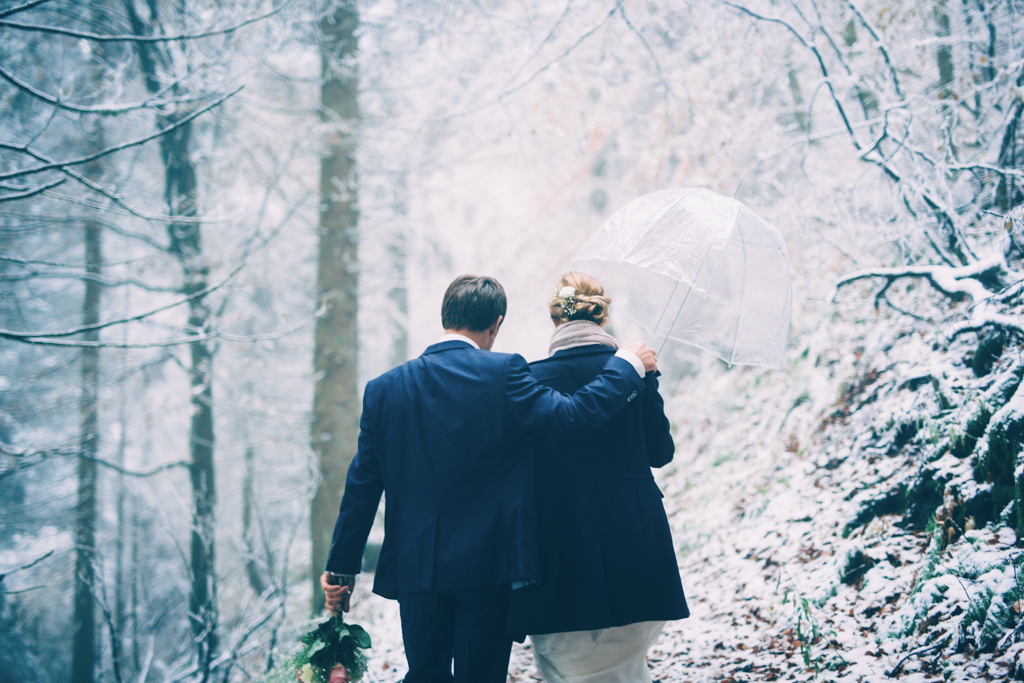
[0,88,242,182]
[0,550,55,584]
[0,440,81,480]
[0,62,213,115]
[0,0,53,20]
[0,0,292,43]
[497,0,623,103]
[0,269,181,292]
[423,0,624,124]
[0,177,65,202]
[946,163,1024,180]
[722,0,980,266]
[832,254,1005,303]
[80,453,190,477]
[846,0,903,99]
[950,312,1024,339]
[618,5,673,97]
[0,258,247,341]
[33,157,227,225]
[500,0,576,92]
[3,305,322,348]
[721,0,866,152]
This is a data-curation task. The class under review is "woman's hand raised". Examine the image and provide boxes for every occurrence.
[621,341,658,374]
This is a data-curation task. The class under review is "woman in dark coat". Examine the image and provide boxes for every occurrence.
[507,272,689,683]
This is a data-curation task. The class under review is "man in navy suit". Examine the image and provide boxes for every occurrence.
[321,275,657,683]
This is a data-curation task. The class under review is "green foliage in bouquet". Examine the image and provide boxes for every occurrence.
[266,616,371,683]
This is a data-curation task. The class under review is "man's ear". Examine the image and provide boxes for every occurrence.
[484,315,503,348]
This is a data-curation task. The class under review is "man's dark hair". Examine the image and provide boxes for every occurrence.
[441,275,507,332]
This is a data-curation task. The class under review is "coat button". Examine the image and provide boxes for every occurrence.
[627,390,638,402]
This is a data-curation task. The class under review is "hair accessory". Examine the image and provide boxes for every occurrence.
[552,285,578,317]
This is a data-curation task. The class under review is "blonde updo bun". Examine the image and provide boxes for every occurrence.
[549,272,612,326]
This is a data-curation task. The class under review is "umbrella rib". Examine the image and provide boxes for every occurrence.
[658,224,735,358]
[651,280,681,345]
[770,281,792,366]
[728,222,749,366]
[656,283,693,356]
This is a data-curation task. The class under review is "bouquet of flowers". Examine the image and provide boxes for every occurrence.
[266,615,371,683]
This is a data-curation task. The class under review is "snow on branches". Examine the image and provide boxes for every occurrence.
[832,253,1024,339]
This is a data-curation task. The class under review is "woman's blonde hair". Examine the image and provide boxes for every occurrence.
[549,271,612,326]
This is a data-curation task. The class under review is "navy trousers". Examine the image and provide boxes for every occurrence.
[397,584,512,683]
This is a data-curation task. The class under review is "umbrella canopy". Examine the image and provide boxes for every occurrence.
[570,188,792,368]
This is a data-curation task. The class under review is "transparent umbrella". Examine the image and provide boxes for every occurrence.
[570,188,792,368]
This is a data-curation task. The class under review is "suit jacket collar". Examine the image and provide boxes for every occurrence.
[422,339,477,356]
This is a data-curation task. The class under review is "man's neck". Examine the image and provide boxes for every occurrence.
[443,328,491,350]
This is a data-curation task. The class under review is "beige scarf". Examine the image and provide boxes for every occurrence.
[548,320,619,355]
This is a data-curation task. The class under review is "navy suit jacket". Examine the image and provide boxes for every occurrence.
[507,345,689,636]
[324,340,646,599]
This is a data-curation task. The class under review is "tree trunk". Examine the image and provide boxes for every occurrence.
[243,443,268,595]
[936,4,953,97]
[163,116,218,679]
[72,216,102,683]
[310,0,361,615]
[120,0,219,672]
[113,366,127,678]
[113,287,129,678]
[786,68,809,133]
[387,174,409,369]
[996,79,1024,213]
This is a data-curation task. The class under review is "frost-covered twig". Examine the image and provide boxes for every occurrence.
[0,177,65,202]
[995,278,1024,304]
[0,0,293,43]
[496,0,623,104]
[1001,553,1024,649]
[845,0,903,99]
[18,134,238,225]
[832,254,1004,304]
[721,0,863,150]
[0,258,246,342]
[0,0,53,20]
[618,6,672,97]
[876,291,934,322]
[0,63,214,115]
[81,454,190,478]
[0,269,182,293]
[946,163,1024,180]
[725,0,989,267]
[0,550,54,585]
[885,640,946,677]
[0,442,189,477]
[950,311,1024,339]
[0,440,81,479]
[0,88,242,182]
[212,592,288,680]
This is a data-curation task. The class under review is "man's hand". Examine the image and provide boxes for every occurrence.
[622,340,658,373]
[321,572,355,614]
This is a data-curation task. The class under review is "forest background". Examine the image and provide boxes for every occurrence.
[1,0,1022,681]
